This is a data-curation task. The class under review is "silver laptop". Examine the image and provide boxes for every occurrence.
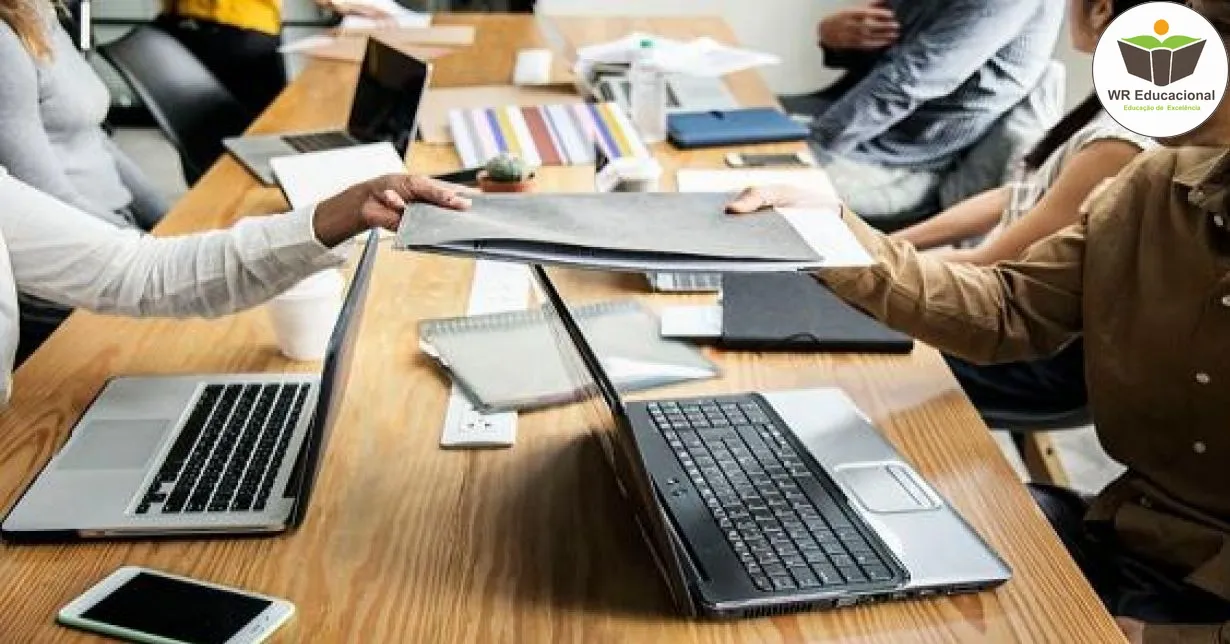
[225,38,431,185]
[533,265,1010,616]
[2,232,381,542]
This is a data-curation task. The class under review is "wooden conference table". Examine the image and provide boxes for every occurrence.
[0,14,1124,644]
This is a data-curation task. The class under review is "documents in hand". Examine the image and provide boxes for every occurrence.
[395,192,874,272]
[448,102,647,168]
[419,301,718,411]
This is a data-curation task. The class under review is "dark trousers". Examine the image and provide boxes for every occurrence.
[944,339,1088,414]
[1029,484,1230,624]
[153,15,285,118]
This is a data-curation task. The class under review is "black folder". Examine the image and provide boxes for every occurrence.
[719,273,913,353]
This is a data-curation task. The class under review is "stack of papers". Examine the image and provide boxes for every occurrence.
[396,192,873,272]
[337,0,431,30]
[575,32,780,78]
[448,102,647,168]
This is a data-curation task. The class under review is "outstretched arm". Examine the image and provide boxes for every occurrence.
[726,185,1084,365]
[0,170,468,318]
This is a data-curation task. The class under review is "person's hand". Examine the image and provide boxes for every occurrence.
[818,0,900,51]
[313,174,472,247]
[725,184,843,214]
[1115,617,1145,644]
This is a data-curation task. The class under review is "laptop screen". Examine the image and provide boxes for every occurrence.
[530,266,695,612]
[348,38,431,156]
[288,231,381,526]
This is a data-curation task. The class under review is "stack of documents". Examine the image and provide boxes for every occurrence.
[420,301,718,411]
[396,192,873,272]
[573,32,779,78]
[448,102,647,168]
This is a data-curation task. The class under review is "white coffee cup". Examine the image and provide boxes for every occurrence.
[611,157,663,192]
[267,269,344,361]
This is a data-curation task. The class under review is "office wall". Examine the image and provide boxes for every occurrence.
[538,0,1095,109]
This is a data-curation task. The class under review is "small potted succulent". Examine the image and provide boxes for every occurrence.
[478,152,537,193]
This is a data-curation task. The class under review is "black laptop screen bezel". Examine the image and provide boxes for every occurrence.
[287,231,381,527]
[347,38,431,156]
[530,265,696,613]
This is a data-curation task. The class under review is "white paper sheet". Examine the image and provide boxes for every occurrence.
[574,32,778,78]
[339,0,431,29]
[271,142,406,209]
[776,208,875,268]
[676,168,837,199]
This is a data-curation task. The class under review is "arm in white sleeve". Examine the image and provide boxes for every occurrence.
[0,170,348,318]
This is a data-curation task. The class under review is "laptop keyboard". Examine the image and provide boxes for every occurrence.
[134,382,311,516]
[282,131,355,153]
[647,397,895,593]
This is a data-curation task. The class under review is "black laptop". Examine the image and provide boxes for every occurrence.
[224,37,432,185]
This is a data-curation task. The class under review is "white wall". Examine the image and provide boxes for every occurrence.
[539,0,1095,108]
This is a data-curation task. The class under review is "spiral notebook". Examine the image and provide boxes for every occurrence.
[420,301,718,412]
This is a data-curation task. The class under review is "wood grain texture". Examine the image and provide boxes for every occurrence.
[0,15,1124,644]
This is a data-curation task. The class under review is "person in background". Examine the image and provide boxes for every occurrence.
[0,170,467,403]
[0,0,170,362]
[155,0,390,118]
[781,0,1064,221]
[891,0,1158,416]
[727,0,1230,637]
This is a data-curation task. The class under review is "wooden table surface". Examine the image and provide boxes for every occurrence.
[0,14,1124,644]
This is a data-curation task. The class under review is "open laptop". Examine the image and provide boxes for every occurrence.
[532,265,1010,616]
[2,232,381,542]
[225,38,432,185]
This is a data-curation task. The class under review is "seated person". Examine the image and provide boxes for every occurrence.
[890,0,1157,414]
[156,0,391,118]
[0,2,171,360]
[0,170,467,398]
[728,5,1230,640]
[781,0,1064,221]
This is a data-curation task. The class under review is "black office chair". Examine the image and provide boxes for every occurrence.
[97,26,253,185]
[980,405,1093,487]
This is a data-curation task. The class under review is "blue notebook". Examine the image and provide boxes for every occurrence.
[667,108,810,149]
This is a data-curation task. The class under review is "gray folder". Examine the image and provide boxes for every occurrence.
[396,192,830,272]
[420,300,718,412]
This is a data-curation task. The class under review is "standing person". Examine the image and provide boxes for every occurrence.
[155,0,390,118]
[781,0,1064,221]
[727,1,1230,638]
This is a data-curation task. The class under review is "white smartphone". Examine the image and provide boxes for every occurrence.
[724,151,814,168]
[57,566,294,644]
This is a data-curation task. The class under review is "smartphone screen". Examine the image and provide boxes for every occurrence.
[80,572,271,644]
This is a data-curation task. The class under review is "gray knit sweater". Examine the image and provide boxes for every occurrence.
[0,14,166,229]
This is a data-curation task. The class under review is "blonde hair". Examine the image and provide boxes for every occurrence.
[0,0,52,60]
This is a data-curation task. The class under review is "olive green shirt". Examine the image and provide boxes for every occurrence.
[821,146,1230,644]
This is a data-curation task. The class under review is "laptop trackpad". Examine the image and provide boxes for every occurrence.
[55,420,168,471]
[837,464,938,513]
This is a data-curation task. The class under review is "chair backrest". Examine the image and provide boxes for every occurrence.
[97,26,252,184]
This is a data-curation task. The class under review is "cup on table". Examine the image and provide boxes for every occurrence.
[596,157,663,193]
[267,269,344,361]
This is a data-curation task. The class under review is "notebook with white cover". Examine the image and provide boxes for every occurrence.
[419,301,718,412]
